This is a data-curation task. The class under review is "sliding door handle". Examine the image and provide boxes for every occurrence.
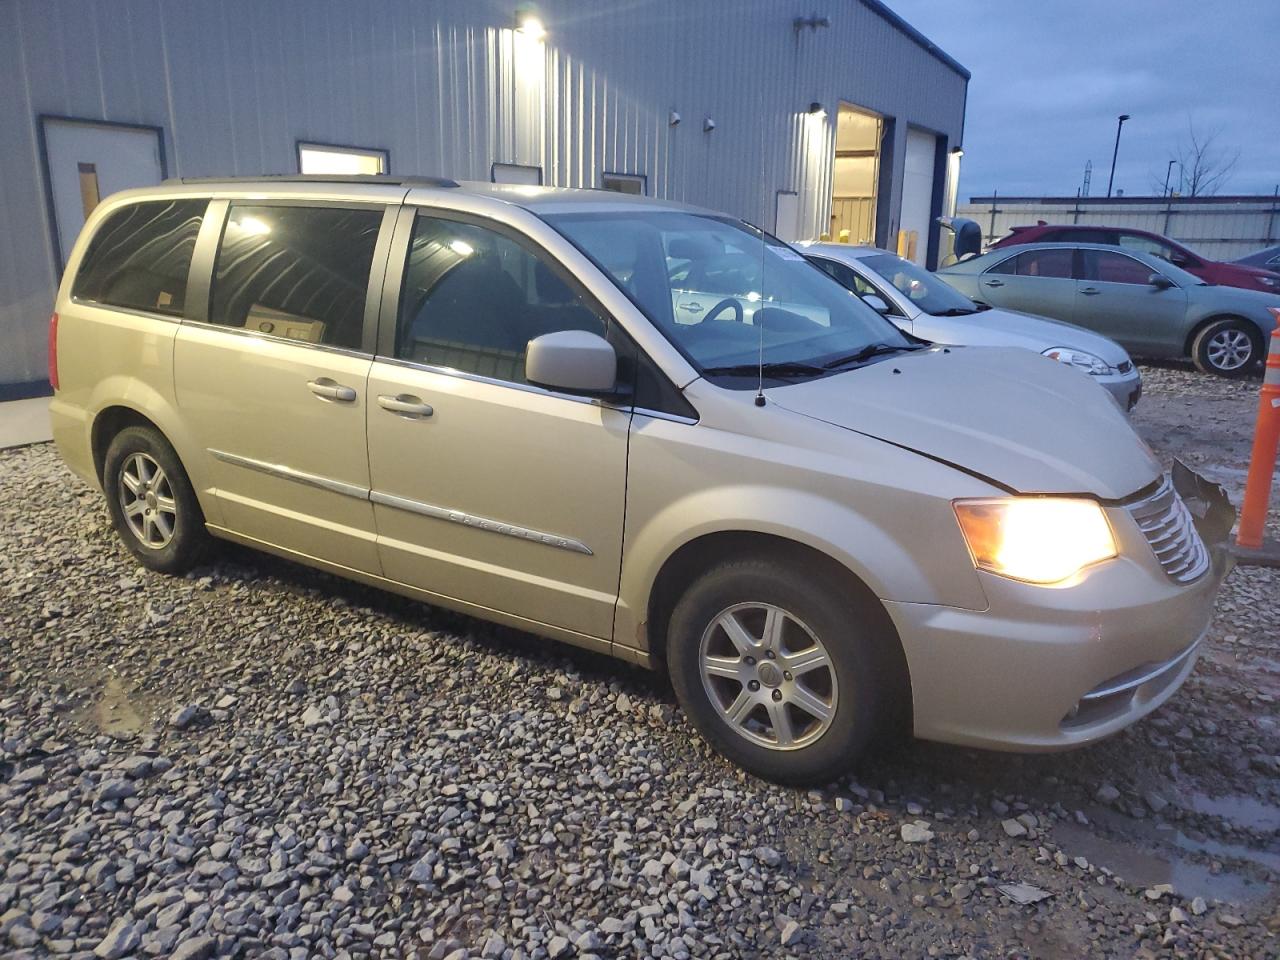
[307,378,357,402]
[377,394,434,418]
[1080,287,1101,296]
[983,279,1005,287]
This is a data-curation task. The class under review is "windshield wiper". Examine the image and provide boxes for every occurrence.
[822,343,921,370]
[931,307,979,316]
[702,361,828,379]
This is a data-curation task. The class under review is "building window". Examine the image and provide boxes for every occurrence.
[491,163,543,185]
[601,172,646,196]
[297,142,388,176]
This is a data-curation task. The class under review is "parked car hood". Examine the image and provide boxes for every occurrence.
[911,307,1131,366]
[767,346,1160,498]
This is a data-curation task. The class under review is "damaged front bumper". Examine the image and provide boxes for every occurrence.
[887,463,1237,752]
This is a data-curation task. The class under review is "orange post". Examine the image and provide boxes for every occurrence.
[1236,307,1280,551]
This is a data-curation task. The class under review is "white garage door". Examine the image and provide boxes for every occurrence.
[899,128,937,265]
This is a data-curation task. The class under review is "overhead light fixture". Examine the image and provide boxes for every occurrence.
[515,6,546,40]
[669,111,682,127]
[703,117,716,132]
[808,101,826,118]
[952,147,964,157]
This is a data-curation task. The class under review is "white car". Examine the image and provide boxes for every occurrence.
[799,243,1143,411]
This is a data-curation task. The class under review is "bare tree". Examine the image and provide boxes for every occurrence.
[1166,121,1240,197]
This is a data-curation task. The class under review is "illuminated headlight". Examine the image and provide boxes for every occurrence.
[953,498,1117,584]
[1043,347,1112,376]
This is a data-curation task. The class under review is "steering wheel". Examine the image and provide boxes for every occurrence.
[703,297,744,323]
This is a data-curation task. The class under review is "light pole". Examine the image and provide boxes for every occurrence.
[1163,159,1176,196]
[1106,114,1131,198]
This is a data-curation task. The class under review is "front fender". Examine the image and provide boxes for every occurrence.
[614,415,997,655]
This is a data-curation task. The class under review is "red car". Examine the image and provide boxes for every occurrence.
[992,224,1280,293]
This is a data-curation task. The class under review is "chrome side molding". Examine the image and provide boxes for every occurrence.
[370,491,593,555]
[209,448,593,556]
[208,449,370,500]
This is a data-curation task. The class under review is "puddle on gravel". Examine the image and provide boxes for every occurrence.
[74,674,153,740]
[1053,822,1271,905]
[1187,792,1280,833]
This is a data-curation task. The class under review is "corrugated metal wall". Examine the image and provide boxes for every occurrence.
[0,0,966,391]
[960,196,1280,261]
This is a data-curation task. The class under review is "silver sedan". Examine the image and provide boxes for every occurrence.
[800,243,1143,410]
[936,242,1280,377]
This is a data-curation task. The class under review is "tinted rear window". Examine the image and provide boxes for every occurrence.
[72,199,207,316]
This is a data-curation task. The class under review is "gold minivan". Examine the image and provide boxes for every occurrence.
[50,175,1233,783]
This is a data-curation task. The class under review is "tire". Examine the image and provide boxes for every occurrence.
[1191,319,1261,377]
[102,425,210,575]
[666,557,890,785]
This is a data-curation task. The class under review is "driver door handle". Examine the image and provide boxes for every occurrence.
[307,378,357,402]
[1080,287,1101,296]
[377,394,434,418]
[983,279,1004,287]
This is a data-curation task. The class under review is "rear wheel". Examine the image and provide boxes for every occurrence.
[103,426,209,574]
[1192,319,1260,377]
[666,557,888,785]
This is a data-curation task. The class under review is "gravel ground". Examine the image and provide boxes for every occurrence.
[2,363,1278,960]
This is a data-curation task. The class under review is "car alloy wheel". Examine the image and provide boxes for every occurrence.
[117,452,178,549]
[1205,328,1254,371]
[698,602,838,750]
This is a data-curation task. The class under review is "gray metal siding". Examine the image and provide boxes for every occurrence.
[962,196,1280,261]
[0,0,966,389]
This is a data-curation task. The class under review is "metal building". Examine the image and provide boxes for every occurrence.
[0,0,968,396]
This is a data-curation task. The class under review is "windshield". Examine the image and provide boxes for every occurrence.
[860,253,979,315]
[544,211,911,384]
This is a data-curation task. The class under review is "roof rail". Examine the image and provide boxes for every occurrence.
[162,173,460,188]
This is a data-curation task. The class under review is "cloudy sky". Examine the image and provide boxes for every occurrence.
[888,0,1280,200]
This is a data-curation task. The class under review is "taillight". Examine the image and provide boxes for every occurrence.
[48,312,59,391]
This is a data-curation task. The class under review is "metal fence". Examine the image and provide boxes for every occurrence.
[958,193,1280,261]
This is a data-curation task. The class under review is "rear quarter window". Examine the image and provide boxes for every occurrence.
[72,199,208,316]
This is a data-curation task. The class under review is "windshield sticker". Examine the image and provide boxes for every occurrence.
[771,246,806,262]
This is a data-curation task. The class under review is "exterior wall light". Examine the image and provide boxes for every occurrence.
[808,102,826,118]
[515,5,546,39]
[669,111,682,126]
[703,118,716,132]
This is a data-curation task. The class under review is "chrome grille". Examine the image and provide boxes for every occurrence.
[1127,479,1210,584]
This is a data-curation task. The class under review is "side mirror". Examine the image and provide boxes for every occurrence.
[525,330,618,394]
[1148,273,1175,289]
[861,294,891,314]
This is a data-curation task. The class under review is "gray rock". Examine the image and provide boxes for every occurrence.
[169,704,206,729]
[170,936,216,960]
[97,779,136,802]
[900,821,933,843]
[1095,784,1121,805]
[94,918,144,959]
[780,919,803,946]
[547,936,571,958]
[1001,818,1028,838]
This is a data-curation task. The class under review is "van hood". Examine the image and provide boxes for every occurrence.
[767,346,1160,499]
[911,307,1132,366]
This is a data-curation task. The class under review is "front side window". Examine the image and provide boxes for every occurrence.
[988,249,1074,279]
[209,205,382,350]
[1084,250,1157,286]
[395,215,608,384]
[859,253,981,316]
[546,211,910,383]
[72,199,207,316]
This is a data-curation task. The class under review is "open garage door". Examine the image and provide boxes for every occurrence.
[829,103,881,245]
[898,127,937,265]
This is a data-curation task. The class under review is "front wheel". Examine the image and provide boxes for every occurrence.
[666,557,888,785]
[1192,319,1260,377]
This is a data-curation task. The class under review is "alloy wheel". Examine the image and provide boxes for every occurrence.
[698,602,839,751]
[118,452,178,549]
[1206,328,1253,371]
